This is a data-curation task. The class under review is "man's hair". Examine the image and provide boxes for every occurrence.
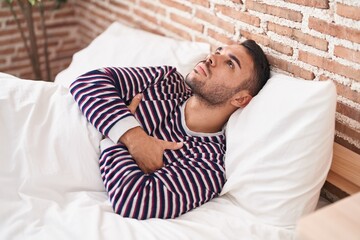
[240,39,270,96]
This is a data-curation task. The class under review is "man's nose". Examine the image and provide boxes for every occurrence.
[205,53,216,66]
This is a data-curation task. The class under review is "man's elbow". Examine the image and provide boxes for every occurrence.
[110,185,182,220]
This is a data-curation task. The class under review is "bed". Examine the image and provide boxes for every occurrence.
[0,22,357,240]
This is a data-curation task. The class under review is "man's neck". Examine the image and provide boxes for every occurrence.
[184,96,236,133]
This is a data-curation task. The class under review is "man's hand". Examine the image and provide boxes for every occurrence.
[127,93,143,114]
[122,94,183,173]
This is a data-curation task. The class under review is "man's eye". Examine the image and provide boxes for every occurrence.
[227,60,234,68]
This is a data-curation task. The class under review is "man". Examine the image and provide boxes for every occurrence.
[70,39,270,220]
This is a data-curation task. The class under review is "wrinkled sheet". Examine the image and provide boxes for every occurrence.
[0,73,295,240]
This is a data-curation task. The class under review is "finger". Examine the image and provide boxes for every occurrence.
[161,140,183,150]
[128,93,143,114]
[137,162,152,174]
[137,160,160,174]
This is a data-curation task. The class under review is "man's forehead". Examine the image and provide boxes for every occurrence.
[227,44,241,48]
[218,44,244,52]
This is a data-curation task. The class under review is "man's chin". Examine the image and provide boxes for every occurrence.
[185,72,195,83]
[185,73,196,89]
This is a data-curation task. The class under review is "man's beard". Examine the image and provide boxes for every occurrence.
[185,73,244,107]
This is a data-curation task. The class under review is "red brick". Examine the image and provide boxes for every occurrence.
[113,10,132,24]
[134,9,158,25]
[0,28,21,37]
[159,0,192,13]
[170,13,204,33]
[267,22,293,36]
[336,3,360,21]
[62,38,77,46]
[0,8,13,18]
[215,5,260,27]
[92,1,112,15]
[309,17,360,44]
[4,17,26,28]
[189,0,210,8]
[267,55,315,80]
[12,52,33,63]
[241,30,293,56]
[337,102,360,123]
[1,60,31,73]
[0,47,15,55]
[52,58,72,72]
[78,24,96,46]
[109,0,130,11]
[246,0,303,22]
[47,30,70,39]
[76,2,114,29]
[0,58,6,66]
[292,30,328,51]
[0,36,23,46]
[53,7,76,19]
[334,45,360,65]
[139,1,166,16]
[54,46,79,61]
[196,10,234,34]
[267,22,328,51]
[55,42,78,53]
[284,0,329,9]
[208,29,236,46]
[33,1,57,12]
[137,24,164,37]
[299,50,360,81]
[76,13,103,34]
[46,20,78,30]
[326,78,360,105]
[161,21,192,41]
[335,121,360,147]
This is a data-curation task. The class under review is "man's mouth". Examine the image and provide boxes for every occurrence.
[195,63,208,77]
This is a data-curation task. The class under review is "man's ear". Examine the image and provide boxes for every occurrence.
[231,91,253,108]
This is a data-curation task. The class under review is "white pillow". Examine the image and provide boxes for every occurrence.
[55,22,210,87]
[221,73,337,227]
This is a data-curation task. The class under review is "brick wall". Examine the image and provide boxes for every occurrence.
[0,1,80,80]
[0,0,359,155]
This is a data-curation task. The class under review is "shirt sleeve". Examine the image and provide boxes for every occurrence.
[69,66,175,142]
[99,140,226,220]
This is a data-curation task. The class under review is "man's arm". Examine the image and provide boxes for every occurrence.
[124,94,183,173]
[99,140,225,219]
[70,66,182,172]
[69,66,174,143]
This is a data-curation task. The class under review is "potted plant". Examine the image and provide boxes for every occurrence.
[2,0,67,80]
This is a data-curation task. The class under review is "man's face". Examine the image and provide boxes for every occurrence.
[185,44,254,106]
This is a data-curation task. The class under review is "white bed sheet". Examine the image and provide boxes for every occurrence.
[0,73,295,240]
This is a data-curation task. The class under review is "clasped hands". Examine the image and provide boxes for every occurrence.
[119,94,183,174]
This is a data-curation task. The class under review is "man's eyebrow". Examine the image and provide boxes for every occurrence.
[216,46,242,69]
[229,53,241,69]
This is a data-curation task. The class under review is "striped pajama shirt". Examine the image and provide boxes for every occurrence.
[70,66,226,219]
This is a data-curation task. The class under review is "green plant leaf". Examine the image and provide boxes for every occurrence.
[55,0,67,9]
[2,0,14,4]
[28,0,36,5]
